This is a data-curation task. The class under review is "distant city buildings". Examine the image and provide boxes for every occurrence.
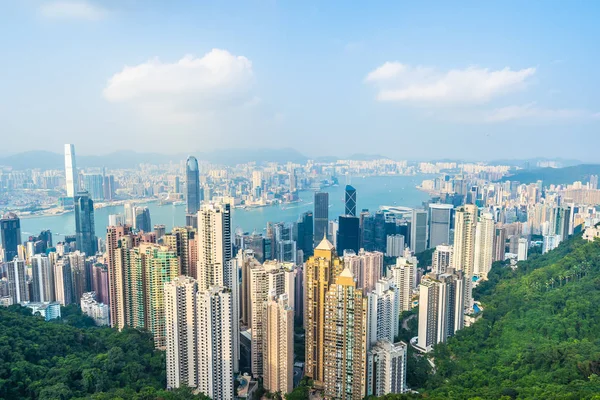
[64,144,78,198]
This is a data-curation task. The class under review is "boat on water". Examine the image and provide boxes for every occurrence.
[172,201,185,206]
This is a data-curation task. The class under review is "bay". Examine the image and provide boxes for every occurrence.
[20,175,431,241]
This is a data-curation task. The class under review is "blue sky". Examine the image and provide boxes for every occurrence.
[1,0,599,161]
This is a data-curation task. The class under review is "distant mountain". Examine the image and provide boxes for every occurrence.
[489,157,583,168]
[0,148,309,169]
[499,164,600,185]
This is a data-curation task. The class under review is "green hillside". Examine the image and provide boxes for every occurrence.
[0,305,206,400]
[420,236,600,399]
[499,164,600,185]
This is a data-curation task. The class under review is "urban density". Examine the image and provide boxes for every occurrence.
[2,143,600,399]
[1,2,600,399]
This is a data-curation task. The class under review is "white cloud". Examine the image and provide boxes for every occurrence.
[365,62,535,104]
[39,1,108,20]
[103,49,255,123]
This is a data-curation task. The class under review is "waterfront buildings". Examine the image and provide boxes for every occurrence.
[1,212,21,262]
[64,144,77,197]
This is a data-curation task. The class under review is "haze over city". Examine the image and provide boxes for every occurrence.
[1,1,600,160]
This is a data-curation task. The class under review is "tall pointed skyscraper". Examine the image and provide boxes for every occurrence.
[64,144,78,198]
[186,156,201,228]
[1,212,21,262]
[345,185,357,216]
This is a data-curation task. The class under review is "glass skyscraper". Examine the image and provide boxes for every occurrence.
[0,212,21,262]
[74,191,97,256]
[314,192,329,246]
[185,156,201,228]
[345,185,356,216]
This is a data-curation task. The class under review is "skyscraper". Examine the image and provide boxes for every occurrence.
[389,250,417,312]
[1,212,21,262]
[344,249,384,293]
[517,238,528,261]
[165,276,198,390]
[7,258,28,304]
[432,244,453,275]
[186,156,201,228]
[305,236,344,386]
[428,203,453,249]
[263,293,294,394]
[197,202,232,291]
[323,267,368,400]
[337,215,360,255]
[366,341,408,396]
[417,270,465,352]
[367,278,400,346]
[31,254,55,302]
[106,225,135,328]
[492,225,507,262]
[75,191,97,256]
[133,206,152,232]
[452,204,477,311]
[82,173,105,201]
[197,286,234,400]
[163,227,193,276]
[410,209,428,254]
[64,144,78,198]
[54,258,73,306]
[473,212,495,279]
[314,192,329,247]
[345,184,357,216]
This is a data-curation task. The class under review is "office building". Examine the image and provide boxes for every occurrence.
[263,294,294,394]
[366,341,408,397]
[31,254,54,302]
[82,173,105,201]
[337,215,360,255]
[345,185,357,216]
[416,271,465,353]
[296,212,314,260]
[7,258,29,303]
[197,286,234,400]
[304,237,344,386]
[367,278,400,346]
[186,156,201,228]
[386,234,405,257]
[473,212,495,279]
[428,204,453,248]
[64,144,78,197]
[410,209,428,254]
[432,244,453,275]
[75,191,97,256]
[323,268,368,400]
[133,206,152,233]
[1,212,21,262]
[313,192,329,247]
[165,276,199,390]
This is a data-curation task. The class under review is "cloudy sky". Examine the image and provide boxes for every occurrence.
[1,0,599,160]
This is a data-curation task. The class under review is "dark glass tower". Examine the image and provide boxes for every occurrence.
[337,215,360,255]
[313,192,329,246]
[296,211,314,259]
[185,156,201,228]
[344,185,356,216]
[134,206,152,232]
[74,191,97,256]
[0,212,21,261]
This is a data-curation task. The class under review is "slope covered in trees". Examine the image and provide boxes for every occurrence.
[0,305,205,400]
[420,236,600,399]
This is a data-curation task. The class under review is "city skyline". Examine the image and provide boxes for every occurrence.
[1,1,599,160]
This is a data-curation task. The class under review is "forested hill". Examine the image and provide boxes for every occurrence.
[0,306,206,400]
[420,235,600,399]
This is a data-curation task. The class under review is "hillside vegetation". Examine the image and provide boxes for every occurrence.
[420,236,600,399]
[0,306,206,400]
